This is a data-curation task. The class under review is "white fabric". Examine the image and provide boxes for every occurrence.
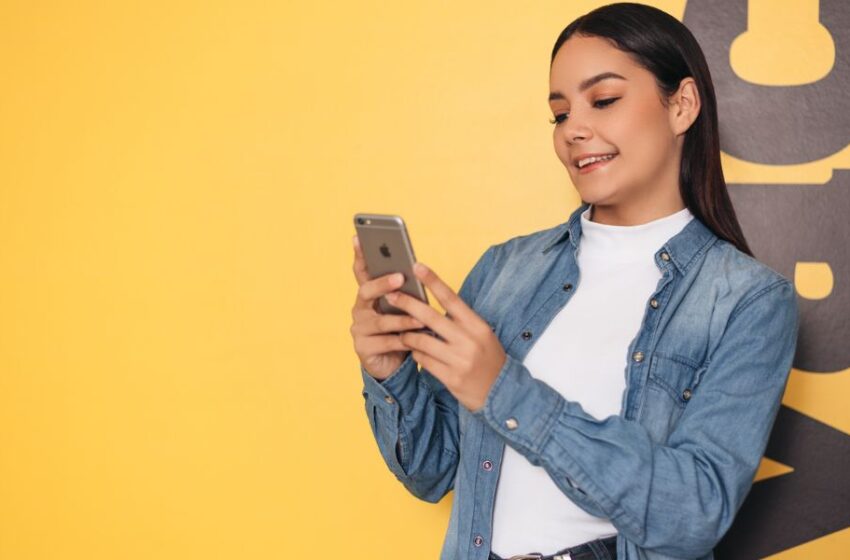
[490,204,694,556]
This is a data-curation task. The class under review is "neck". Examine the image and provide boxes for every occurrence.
[589,199,688,226]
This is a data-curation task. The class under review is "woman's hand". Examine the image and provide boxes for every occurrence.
[350,235,428,380]
[385,261,506,413]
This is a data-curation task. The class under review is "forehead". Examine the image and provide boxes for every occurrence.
[549,35,639,91]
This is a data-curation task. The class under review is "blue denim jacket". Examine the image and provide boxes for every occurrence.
[360,202,800,560]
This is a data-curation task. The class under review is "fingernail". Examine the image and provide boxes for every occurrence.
[352,235,359,247]
[391,273,404,285]
[386,292,398,302]
[414,262,427,274]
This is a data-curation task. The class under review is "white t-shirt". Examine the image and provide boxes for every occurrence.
[490,203,695,556]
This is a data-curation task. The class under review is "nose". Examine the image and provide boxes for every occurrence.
[561,110,592,144]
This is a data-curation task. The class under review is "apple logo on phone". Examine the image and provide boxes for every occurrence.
[379,243,391,258]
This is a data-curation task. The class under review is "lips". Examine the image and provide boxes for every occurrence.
[574,152,619,169]
[575,152,618,174]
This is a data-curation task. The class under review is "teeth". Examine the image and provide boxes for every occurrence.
[578,154,616,168]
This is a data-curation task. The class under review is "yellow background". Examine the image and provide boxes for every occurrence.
[1,0,847,558]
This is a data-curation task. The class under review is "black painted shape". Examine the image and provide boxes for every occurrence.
[683,0,850,163]
[715,405,850,559]
[728,170,850,373]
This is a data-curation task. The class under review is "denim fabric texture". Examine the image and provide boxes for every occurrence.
[359,202,800,560]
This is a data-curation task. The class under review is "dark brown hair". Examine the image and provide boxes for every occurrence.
[552,2,753,256]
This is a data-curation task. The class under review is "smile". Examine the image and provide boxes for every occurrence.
[577,153,618,174]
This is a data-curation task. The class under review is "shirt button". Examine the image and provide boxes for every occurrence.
[521,330,532,340]
[682,388,693,401]
[505,417,519,430]
[473,535,484,547]
[660,252,670,261]
[563,283,573,291]
[649,298,659,308]
[482,460,493,471]
[632,351,644,363]
[384,395,394,404]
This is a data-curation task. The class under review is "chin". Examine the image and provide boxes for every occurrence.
[574,188,618,206]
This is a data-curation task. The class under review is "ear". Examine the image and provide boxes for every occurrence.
[668,77,700,136]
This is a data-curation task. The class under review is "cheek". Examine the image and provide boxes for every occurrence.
[616,110,671,170]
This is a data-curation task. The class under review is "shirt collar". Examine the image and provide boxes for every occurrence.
[540,202,589,255]
[541,202,718,275]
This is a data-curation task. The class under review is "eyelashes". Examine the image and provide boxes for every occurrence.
[549,97,620,125]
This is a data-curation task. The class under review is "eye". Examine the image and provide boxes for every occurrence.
[594,97,620,108]
[549,97,620,125]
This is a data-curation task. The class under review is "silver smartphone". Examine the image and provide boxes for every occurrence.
[354,213,429,315]
[354,213,439,339]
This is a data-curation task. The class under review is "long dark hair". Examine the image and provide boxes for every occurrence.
[551,2,753,257]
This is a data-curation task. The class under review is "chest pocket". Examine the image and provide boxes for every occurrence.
[648,352,705,407]
[641,353,706,442]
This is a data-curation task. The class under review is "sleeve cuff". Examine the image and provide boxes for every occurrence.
[470,352,565,464]
[360,352,420,414]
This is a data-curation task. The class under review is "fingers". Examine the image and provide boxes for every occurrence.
[354,333,412,357]
[400,332,451,379]
[350,308,422,366]
[352,235,371,285]
[351,310,425,336]
[385,290,464,342]
[399,330,450,362]
[354,273,406,312]
[413,262,479,328]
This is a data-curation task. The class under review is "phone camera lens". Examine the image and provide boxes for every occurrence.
[357,218,364,225]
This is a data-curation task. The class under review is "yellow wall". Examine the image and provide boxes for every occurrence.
[0,1,846,558]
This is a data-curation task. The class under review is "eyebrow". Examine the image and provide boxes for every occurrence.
[548,71,627,101]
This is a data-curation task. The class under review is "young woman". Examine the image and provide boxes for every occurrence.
[349,3,799,560]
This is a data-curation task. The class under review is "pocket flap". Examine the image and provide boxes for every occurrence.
[648,353,704,405]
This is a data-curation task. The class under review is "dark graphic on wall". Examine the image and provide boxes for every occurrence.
[683,1,850,558]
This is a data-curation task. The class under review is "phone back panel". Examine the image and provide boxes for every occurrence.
[354,213,428,314]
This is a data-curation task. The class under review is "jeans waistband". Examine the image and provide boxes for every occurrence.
[488,534,617,560]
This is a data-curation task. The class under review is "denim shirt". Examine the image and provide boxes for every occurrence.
[359,202,800,560]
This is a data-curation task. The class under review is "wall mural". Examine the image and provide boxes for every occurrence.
[682,1,850,557]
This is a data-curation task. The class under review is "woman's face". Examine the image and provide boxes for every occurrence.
[549,35,690,223]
